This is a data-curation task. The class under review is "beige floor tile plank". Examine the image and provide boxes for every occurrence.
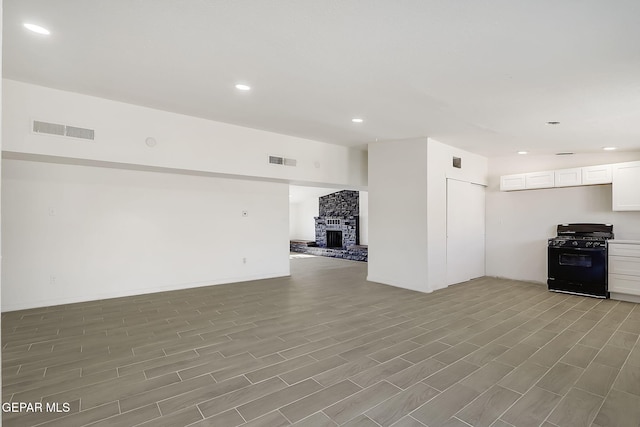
[341,414,383,427]
[574,362,620,397]
[86,403,161,427]
[498,361,549,394]
[119,373,214,413]
[135,406,203,427]
[197,376,288,418]
[279,379,361,423]
[365,382,439,427]
[559,344,599,368]
[367,340,421,363]
[245,354,316,383]
[312,356,380,387]
[280,355,348,385]
[455,385,520,427]
[290,411,337,426]
[422,360,480,392]
[158,375,250,415]
[459,361,514,393]
[186,409,245,427]
[410,383,480,426]
[535,362,583,395]
[237,378,323,421]
[386,357,447,390]
[592,389,640,427]
[349,357,413,388]
[546,387,603,427]
[500,386,562,427]
[401,341,451,363]
[323,380,400,424]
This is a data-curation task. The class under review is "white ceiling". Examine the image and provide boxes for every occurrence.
[4,0,640,157]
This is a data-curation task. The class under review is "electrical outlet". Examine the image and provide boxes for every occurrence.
[242,257,247,264]
[50,275,56,285]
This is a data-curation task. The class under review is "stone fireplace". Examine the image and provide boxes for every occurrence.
[290,189,367,262]
[315,190,359,249]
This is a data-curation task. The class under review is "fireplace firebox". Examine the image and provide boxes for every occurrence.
[326,230,343,248]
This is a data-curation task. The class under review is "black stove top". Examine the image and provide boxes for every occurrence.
[549,223,613,248]
[556,223,614,239]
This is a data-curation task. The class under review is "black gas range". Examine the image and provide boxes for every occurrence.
[548,223,614,298]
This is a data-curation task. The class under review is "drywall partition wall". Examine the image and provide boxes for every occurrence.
[289,196,320,241]
[2,79,367,188]
[426,139,488,291]
[486,152,640,284]
[1,159,290,311]
[368,138,429,292]
[1,0,4,378]
[359,191,369,245]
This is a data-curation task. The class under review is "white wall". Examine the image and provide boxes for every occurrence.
[289,196,320,241]
[368,138,488,293]
[2,79,367,188]
[426,139,488,291]
[359,191,369,245]
[2,159,290,311]
[486,152,640,283]
[368,138,429,291]
[1,79,369,311]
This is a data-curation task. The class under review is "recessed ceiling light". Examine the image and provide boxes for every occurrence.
[603,147,617,151]
[546,121,561,125]
[351,118,364,123]
[517,151,528,155]
[24,23,50,35]
[235,84,251,91]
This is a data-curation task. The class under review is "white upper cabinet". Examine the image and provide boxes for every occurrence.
[613,161,640,211]
[500,174,526,191]
[525,171,554,189]
[555,168,582,187]
[582,164,612,185]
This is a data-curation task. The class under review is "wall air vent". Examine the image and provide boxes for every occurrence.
[269,155,297,166]
[33,120,95,141]
[269,155,284,165]
[33,120,65,136]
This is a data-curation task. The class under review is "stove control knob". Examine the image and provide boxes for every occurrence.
[586,241,592,247]
[572,241,578,246]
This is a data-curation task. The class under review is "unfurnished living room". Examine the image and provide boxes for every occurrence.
[2,1,640,427]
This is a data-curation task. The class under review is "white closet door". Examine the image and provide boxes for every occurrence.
[446,179,486,286]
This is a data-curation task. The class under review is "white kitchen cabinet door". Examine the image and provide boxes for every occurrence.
[446,179,485,286]
[555,168,582,187]
[525,171,554,189]
[613,161,640,211]
[500,174,526,191]
[582,164,612,185]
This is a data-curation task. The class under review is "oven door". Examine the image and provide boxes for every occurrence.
[547,246,607,297]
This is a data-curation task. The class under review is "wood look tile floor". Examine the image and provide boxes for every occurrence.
[3,255,640,427]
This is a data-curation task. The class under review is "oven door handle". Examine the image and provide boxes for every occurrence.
[549,246,605,252]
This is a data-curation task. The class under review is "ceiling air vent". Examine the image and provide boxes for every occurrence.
[33,120,95,141]
[284,158,297,167]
